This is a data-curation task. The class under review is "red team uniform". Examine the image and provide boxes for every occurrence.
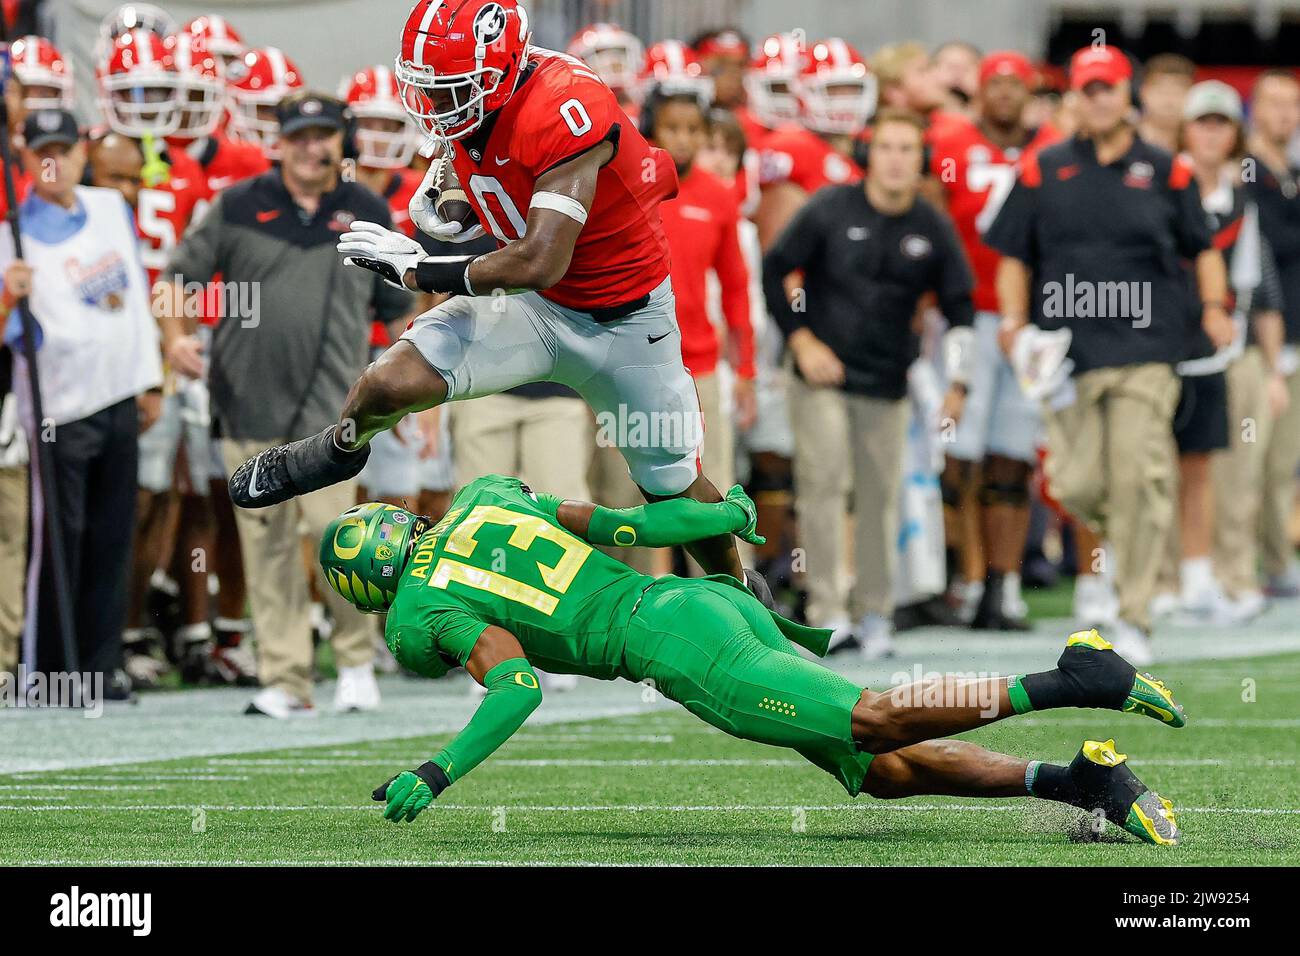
[759,125,863,193]
[930,117,1059,312]
[659,165,754,379]
[444,49,678,309]
[377,0,708,497]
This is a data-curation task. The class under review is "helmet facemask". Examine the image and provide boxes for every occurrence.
[803,75,877,135]
[100,74,181,137]
[395,56,504,143]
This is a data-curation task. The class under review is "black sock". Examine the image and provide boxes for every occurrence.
[1018,668,1075,711]
[1027,761,1075,804]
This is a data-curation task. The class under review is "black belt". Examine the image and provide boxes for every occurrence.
[587,293,651,324]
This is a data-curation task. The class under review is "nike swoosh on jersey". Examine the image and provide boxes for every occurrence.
[493,156,511,166]
[256,210,281,223]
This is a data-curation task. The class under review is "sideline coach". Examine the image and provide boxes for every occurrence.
[763,107,973,654]
[987,46,1229,661]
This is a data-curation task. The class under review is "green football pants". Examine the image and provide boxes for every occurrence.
[622,578,873,795]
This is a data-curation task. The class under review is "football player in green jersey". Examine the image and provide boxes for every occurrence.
[321,474,1188,845]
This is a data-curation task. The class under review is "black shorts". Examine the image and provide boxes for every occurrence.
[1173,371,1229,454]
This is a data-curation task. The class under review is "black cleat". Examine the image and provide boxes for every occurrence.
[743,567,777,610]
[229,426,370,509]
[1067,739,1181,845]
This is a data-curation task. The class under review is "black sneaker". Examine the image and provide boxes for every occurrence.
[743,568,777,611]
[229,426,370,509]
[970,571,1032,631]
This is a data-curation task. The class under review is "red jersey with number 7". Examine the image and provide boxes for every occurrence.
[930,117,1059,312]
[448,47,678,310]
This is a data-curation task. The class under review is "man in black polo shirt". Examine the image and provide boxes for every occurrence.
[987,45,1231,664]
[159,92,417,717]
[763,108,973,659]
[1244,69,1300,597]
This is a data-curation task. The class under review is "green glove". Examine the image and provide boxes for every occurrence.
[725,484,766,546]
[372,761,449,823]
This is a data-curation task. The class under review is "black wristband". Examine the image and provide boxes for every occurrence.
[413,760,451,798]
[413,255,479,296]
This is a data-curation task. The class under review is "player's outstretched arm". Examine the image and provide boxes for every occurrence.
[541,485,765,549]
[372,626,542,823]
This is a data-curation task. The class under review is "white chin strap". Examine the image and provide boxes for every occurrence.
[530,191,588,225]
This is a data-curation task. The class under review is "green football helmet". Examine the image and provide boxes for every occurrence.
[319,502,427,614]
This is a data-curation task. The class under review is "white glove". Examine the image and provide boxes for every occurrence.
[409,155,486,243]
[337,220,425,290]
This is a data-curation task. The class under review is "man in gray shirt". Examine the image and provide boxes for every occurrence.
[160,92,415,718]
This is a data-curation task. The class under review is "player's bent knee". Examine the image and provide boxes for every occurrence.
[629,451,700,498]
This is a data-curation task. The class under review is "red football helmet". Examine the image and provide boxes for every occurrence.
[180,15,247,75]
[228,47,304,154]
[566,22,642,96]
[165,32,226,140]
[10,35,74,111]
[639,40,712,105]
[97,29,182,138]
[395,0,532,142]
[96,3,177,64]
[342,65,419,169]
[800,38,876,135]
[747,32,806,127]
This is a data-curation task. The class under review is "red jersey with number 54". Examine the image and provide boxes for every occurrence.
[930,118,1059,312]
[449,48,678,310]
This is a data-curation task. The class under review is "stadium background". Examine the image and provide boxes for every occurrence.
[0,0,1298,867]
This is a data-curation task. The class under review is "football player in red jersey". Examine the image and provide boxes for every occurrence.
[565,22,642,110]
[9,35,74,112]
[930,51,1060,631]
[96,30,210,287]
[230,0,767,595]
[693,29,749,112]
[165,31,268,197]
[227,46,304,158]
[179,14,248,78]
[754,38,871,249]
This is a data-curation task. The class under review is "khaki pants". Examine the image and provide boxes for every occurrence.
[789,377,908,625]
[695,373,735,492]
[1258,364,1300,576]
[1044,363,1180,631]
[1213,349,1270,595]
[0,465,27,679]
[221,438,372,703]
[452,393,593,498]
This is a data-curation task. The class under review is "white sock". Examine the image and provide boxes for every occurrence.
[1180,557,1215,597]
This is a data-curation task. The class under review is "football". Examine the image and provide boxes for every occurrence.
[432,157,479,231]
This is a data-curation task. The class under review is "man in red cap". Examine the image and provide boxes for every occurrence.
[930,51,1060,630]
[983,44,1233,665]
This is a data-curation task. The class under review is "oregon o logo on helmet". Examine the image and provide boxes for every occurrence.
[332,517,367,560]
[474,3,507,46]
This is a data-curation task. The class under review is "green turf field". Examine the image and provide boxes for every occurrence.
[1,650,1296,866]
